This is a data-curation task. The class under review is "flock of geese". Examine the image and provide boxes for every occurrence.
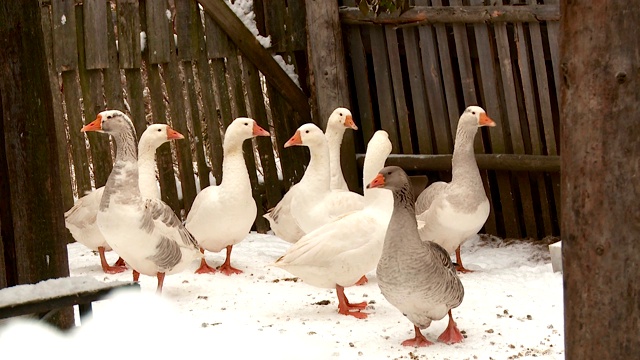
[64,105,495,347]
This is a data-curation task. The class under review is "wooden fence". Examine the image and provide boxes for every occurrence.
[41,0,561,240]
[340,0,561,239]
[40,0,311,233]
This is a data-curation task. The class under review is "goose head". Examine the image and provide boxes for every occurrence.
[223,117,270,147]
[367,166,410,192]
[326,107,358,131]
[284,123,326,149]
[81,110,136,137]
[138,124,184,153]
[457,106,496,132]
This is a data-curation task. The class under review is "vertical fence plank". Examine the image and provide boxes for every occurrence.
[116,0,142,69]
[345,26,376,144]
[287,0,306,51]
[76,4,112,189]
[104,4,125,111]
[175,0,198,61]
[41,5,74,215]
[61,70,91,195]
[370,26,400,151]
[402,27,433,155]
[83,0,109,69]
[145,0,171,64]
[51,0,78,72]
[384,26,412,154]
[264,0,287,52]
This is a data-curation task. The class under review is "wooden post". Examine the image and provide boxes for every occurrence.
[0,0,73,328]
[305,0,358,190]
[560,1,640,358]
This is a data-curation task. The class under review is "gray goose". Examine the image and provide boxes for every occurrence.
[415,105,496,272]
[368,166,464,347]
[81,110,201,294]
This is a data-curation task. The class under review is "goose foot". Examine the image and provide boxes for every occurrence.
[455,247,474,273]
[355,275,368,286]
[336,285,368,319]
[217,245,243,275]
[437,310,464,344]
[114,257,126,267]
[402,326,434,347]
[98,247,127,274]
[195,258,217,274]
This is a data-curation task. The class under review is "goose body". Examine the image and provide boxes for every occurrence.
[264,108,358,242]
[185,118,270,275]
[274,131,392,318]
[82,110,201,293]
[64,123,183,274]
[416,106,495,271]
[369,166,465,347]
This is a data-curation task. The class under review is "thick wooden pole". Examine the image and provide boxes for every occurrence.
[306,0,358,190]
[0,0,73,328]
[560,1,640,358]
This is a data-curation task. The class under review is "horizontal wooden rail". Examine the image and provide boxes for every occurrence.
[198,0,312,123]
[356,154,560,172]
[339,5,560,26]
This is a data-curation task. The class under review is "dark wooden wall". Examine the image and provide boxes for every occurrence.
[340,0,561,239]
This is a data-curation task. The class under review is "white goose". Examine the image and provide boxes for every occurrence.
[264,110,358,243]
[325,107,358,191]
[415,106,495,272]
[185,118,270,275]
[273,131,392,319]
[285,123,364,234]
[64,123,184,274]
[81,110,201,293]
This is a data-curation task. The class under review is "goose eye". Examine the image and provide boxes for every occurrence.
[305,130,310,134]
[107,115,112,119]
[472,111,476,115]
[244,122,249,126]
[157,128,162,132]
[339,112,343,116]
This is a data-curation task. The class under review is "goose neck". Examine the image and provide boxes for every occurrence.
[451,127,481,184]
[220,145,251,191]
[299,142,331,192]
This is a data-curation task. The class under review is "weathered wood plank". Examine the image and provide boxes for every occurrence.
[199,0,311,122]
[203,11,233,59]
[145,0,171,64]
[82,0,109,69]
[242,58,281,210]
[370,26,400,151]
[164,49,197,214]
[401,26,433,154]
[544,0,561,106]
[264,0,287,53]
[51,0,78,71]
[41,5,74,216]
[356,154,560,173]
[561,2,640,356]
[175,0,198,61]
[384,26,412,154]
[345,26,376,144]
[184,63,210,192]
[104,5,125,111]
[61,70,92,196]
[116,0,142,69]
[339,4,560,25]
[417,25,451,154]
[124,69,147,139]
[287,0,306,51]
[146,63,181,214]
[76,5,112,189]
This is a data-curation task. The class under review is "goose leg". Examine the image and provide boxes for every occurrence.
[355,275,368,286]
[195,247,217,274]
[114,257,126,267]
[437,310,464,344]
[335,285,368,319]
[455,246,473,273]
[156,272,165,294]
[401,325,433,347]
[133,269,140,282]
[217,245,243,275]
[98,246,127,274]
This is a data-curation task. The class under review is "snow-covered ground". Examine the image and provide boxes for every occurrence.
[0,234,564,359]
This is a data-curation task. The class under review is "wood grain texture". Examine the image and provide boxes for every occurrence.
[560,1,640,357]
[116,0,142,69]
[82,0,109,69]
[51,0,78,71]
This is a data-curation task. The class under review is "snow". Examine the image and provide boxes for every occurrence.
[224,0,271,48]
[0,234,564,359]
[61,15,66,25]
[273,54,300,87]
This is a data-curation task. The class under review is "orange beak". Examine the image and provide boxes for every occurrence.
[253,122,270,137]
[284,130,302,148]
[166,126,184,140]
[81,114,103,132]
[479,113,496,127]
[366,173,385,189]
[344,115,358,130]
